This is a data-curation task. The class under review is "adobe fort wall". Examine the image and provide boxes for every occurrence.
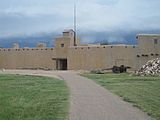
[0,48,56,69]
[0,30,159,71]
[135,34,160,69]
[68,45,137,70]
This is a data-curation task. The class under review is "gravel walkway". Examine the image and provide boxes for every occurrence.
[0,70,153,120]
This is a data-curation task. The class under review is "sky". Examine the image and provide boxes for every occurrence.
[0,0,160,38]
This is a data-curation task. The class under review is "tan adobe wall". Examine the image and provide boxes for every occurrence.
[55,37,73,59]
[54,30,80,59]
[0,31,159,71]
[136,34,160,69]
[137,34,160,54]
[68,45,137,70]
[0,48,56,69]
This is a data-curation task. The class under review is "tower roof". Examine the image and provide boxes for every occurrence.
[63,29,74,33]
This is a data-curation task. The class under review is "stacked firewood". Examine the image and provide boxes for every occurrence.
[135,58,160,76]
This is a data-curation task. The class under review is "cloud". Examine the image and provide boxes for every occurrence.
[0,0,160,37]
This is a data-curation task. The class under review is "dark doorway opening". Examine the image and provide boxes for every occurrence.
[52,58,68,70]
[56,59,67,70]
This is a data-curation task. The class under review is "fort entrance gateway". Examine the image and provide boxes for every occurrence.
[53,58,67,70]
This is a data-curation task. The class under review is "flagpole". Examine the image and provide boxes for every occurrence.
[74,1,77,46]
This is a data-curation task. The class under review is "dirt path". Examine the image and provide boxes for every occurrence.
[0,70,153,120]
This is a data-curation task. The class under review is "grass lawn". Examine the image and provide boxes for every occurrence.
[83,73,160,120]
[0,74,69,120]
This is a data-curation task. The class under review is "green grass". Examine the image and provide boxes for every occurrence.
[83,73,160,120]
[0,74,69,120]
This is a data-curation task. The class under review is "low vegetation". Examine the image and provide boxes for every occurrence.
[0,74,69,120]
[83,73,160,120]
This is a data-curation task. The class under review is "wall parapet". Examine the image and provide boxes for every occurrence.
[0,48,55,52]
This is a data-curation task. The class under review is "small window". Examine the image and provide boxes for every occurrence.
[61,44,64,47]
[154,39,158,44]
